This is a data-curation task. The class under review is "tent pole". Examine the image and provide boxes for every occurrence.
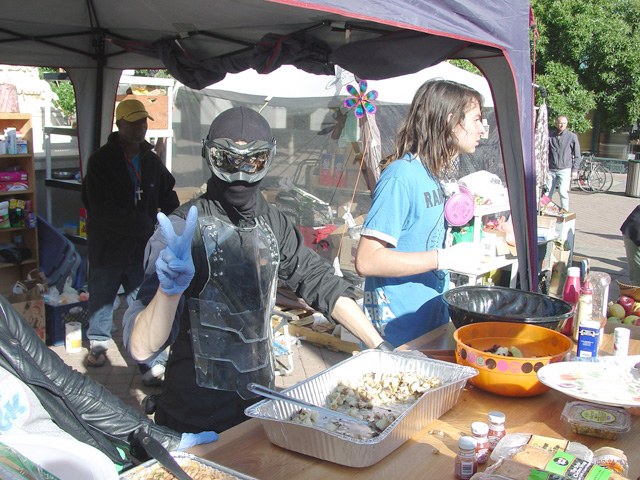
[92,30,106,159]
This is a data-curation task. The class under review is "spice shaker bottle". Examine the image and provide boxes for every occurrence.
[487,411,506,450]
[470,422,490,464]
[454,436,477,480]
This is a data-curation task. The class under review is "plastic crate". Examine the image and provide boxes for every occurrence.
[45,300,90,346]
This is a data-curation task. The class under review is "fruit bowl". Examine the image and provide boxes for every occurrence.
[453,321,573,397]
[443,285,574,331]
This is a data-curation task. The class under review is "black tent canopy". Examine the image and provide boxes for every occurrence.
[0,0,538,289]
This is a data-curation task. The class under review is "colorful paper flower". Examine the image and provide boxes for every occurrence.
[344,80,378,118]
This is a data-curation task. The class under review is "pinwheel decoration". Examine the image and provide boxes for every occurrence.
[344,80,378,118]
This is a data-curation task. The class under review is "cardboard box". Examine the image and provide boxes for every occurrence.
[548,244,572,298]
[482,228,510,256]
[537,215,557,230]
[326,215,366,269]
[604,322,640,340]
[9,294,45,342]
[338,237,360,272]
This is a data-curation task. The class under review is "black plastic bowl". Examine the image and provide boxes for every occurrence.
[442,285,575,331]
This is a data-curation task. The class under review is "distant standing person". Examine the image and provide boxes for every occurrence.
[546,115,581,211]
[81,99,179,384]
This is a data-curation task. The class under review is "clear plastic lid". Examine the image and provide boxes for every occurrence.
[560,401,631,434]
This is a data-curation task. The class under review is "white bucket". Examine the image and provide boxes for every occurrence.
[65,322,82,353]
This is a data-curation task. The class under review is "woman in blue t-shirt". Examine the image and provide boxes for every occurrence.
[355,80,487,347]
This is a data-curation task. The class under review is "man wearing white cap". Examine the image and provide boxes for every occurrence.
[81,98,179,383]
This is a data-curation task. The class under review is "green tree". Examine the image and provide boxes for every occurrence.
[38,68,76,124]
[534,63,595,133]
[532,0,640,132]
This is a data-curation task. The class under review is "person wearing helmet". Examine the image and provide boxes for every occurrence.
[123,107,386,434]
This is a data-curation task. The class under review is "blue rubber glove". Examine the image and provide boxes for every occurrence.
[177,431,219,451]
[155,205,198,295]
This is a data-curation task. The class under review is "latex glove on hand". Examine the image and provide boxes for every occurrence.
[178,431,219,451]
[156,205,198,295]
[436,242,486,272]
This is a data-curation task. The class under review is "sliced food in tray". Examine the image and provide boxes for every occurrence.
[119,451,257,480]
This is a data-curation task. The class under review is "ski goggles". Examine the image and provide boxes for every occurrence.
[203,138,276,183]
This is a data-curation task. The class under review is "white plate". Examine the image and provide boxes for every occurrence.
[0,434,119,480]
[537,360,640,408]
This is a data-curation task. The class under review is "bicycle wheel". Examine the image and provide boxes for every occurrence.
[577,166,593,192]
[587,165,613,192]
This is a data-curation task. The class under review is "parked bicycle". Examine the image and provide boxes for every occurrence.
[572,151,613,193]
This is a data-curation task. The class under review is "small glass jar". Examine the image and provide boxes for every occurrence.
[470,421,490,464]
[454,436,478,479]
[487,411,506,450]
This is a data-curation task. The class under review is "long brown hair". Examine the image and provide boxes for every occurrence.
[387,79,483,179]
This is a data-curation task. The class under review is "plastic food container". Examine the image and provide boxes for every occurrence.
[560,401,631,440]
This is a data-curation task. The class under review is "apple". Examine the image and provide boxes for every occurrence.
[623,315,639,325]
[608,303,626,319]
[635,318,640,327]
[618,295,636,316]
[608,316,623,323]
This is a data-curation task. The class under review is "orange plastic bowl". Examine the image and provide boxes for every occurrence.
[453,322,572,397]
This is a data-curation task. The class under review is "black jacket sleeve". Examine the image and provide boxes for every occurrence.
[0,295,181,465]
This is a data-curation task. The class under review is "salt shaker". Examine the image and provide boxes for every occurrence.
[613,327,630,356]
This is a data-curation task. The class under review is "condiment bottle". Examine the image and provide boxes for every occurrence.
[454,436,477,480]
[573,279,593,341]
[561,267,581,336]
[487,411,506,450]
[470,422,490,464]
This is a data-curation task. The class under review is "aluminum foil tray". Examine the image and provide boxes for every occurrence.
[245,350,477,467]
[119,451,257,479]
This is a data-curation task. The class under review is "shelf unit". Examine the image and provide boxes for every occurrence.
[0,113,38,296]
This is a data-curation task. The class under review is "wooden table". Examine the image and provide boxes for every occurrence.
[190,325,640,480]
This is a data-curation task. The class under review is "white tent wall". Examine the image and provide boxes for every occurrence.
[170,64,503,225]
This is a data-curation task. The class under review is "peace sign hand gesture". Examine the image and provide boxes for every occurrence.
[155,205,198,295]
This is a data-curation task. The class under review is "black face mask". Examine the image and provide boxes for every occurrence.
[207,175,261,221]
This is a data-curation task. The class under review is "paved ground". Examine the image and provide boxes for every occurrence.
[48,172,637,416]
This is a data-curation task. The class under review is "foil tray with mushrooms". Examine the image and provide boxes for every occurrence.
[245,349,477,468]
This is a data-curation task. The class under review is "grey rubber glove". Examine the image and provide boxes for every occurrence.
[436,242,486,272]
[155,205,198,295]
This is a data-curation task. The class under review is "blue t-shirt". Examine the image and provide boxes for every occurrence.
[360,155,449,347]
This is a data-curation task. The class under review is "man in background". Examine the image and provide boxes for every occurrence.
[546,114,581,211]
[81,99,179,385]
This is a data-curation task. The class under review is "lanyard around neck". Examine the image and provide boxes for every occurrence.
[125,152,141,184]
